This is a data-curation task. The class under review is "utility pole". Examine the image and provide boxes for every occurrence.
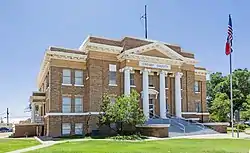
[6,108,9,126]
[141,5,148,39]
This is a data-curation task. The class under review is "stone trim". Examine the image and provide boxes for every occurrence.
[195,69,207,76]
[117,42,198,65]
[203,122,229,126]
[181,112,209,115]
[44,112,103,117]
[84,42,123,54]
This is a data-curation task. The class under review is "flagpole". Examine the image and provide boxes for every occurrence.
[230,52,234,137]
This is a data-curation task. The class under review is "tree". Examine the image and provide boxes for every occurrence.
[210,93,230,122]
[240,95,250,121]
[207,69,250,114]
[99,90,145,135]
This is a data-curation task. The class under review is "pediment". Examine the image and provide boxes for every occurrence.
[140,49,172,59]
[124,42,184,61]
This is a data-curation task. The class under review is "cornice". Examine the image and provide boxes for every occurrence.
[85,42,123,54]
[37,51,87,87]
[118,42,198,65]
[195,69,207,76]
[118,54,184,66]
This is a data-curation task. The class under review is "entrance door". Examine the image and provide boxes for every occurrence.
[149,98,155,118]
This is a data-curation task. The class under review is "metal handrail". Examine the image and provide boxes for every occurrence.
[170,118,186,133]
[184,118,205,129]
[165,112,186,133]
[166,110,205,130]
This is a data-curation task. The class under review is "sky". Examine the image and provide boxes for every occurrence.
[0,0,250,121]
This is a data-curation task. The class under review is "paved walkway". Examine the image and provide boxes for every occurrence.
[6,133,250,153]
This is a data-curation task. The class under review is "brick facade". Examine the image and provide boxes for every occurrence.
[31,36,208,137]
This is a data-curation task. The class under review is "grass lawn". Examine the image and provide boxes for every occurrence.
[0,138,40,153]
[28,139,250,153]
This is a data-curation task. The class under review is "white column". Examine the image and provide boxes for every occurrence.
[142,68,150,119]
[159,71,167,119]
[124,67,131,95]
[31,103,35,123]
[175,72,183,118]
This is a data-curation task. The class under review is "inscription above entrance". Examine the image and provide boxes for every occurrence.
[139,61,171,70]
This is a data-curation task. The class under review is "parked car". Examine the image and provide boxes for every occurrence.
[0,127,11,133]
[244,120,250,126]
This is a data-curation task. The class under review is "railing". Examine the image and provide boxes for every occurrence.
[148,111,186,133]
[166,111,205,130]
[169,118,186,133]
[184,118,205,130]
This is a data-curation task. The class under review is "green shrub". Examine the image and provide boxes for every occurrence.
[237,124,247,130]
[110,134,147,140]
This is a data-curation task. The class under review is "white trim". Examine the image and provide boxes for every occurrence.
[182,112,209,115]
[125,42,184,60]
[186,118,200,121]
[44,112,103,117]
[79,35,90,51]
[109,84,118,87]
[62,84,72,86]
[119,54,184,66]
[203,122,229,126]
[74,84,84,87]
[195,69,207,76]
[117,42,198,65]
[85,42,123,54]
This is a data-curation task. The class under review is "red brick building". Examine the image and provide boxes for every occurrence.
[28,36,208,137]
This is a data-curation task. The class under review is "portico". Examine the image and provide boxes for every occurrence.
[117,42,197,120]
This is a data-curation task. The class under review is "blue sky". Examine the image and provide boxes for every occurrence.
[0,0,250,120]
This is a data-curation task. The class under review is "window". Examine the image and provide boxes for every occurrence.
[62,97,71,113]
[75,123,83,135]
[63,69,71,84]
[109,64,116,85]
[75,97,83,113]
[62,123,71,135]
[130,73,135,86]
[195,101,201,112]
[149,75,153,87]
[194,81,200,92]
[75,70,83,85]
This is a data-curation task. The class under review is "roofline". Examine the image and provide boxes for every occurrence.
[78,35,181,51]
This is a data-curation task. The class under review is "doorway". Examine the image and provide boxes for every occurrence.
[149,98,155,118]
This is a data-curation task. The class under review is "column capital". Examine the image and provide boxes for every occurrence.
[119,66,133,72]
[140,68,151,74]
[157,70,168,75]
[175,72,183,78]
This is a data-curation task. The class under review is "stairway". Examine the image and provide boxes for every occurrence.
[146,116,218,137]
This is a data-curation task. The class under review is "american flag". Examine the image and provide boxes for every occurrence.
[225,14,233,55]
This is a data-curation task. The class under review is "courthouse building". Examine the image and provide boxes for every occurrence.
[29,36,208,137]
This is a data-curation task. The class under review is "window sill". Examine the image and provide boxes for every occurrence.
[130,85,136,88]
[195,91,201,94]
[74,84,84,87]
[109,84,118,87]
[149,86,155,89]
[62,83,72,86]
[165,88,169,90]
